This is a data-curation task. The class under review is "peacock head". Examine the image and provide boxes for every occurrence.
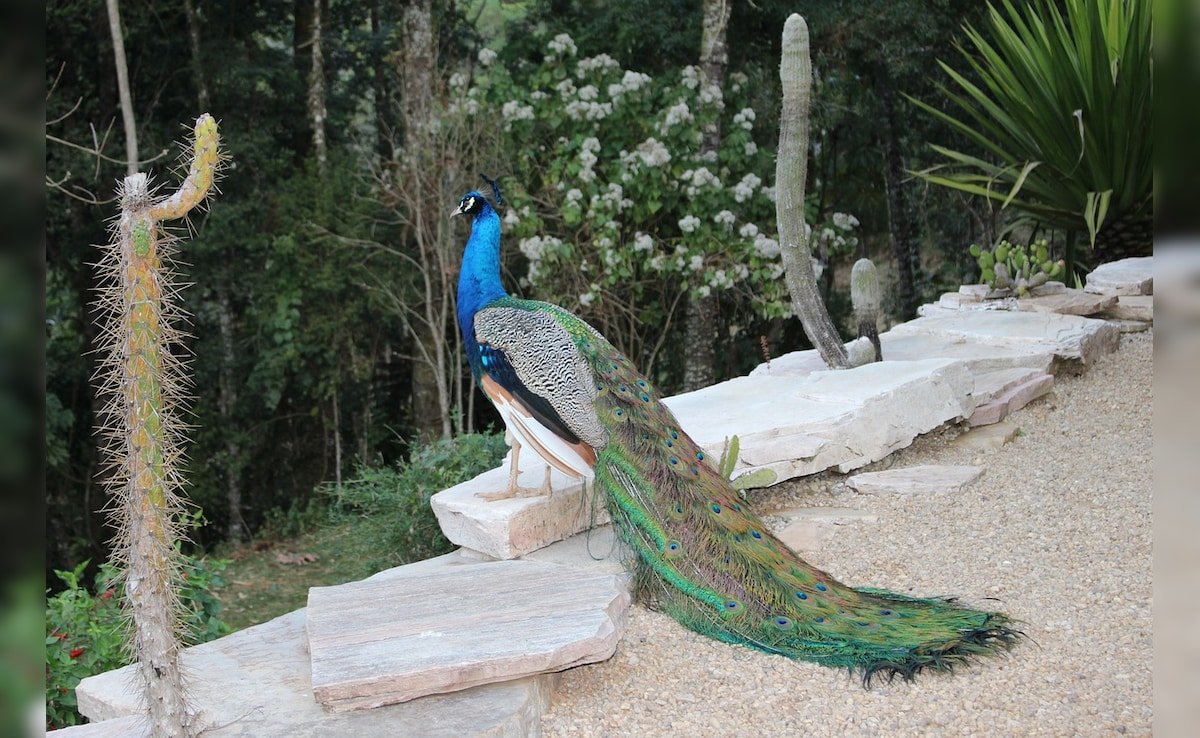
[451,174,504,219]
[451,191,488,219]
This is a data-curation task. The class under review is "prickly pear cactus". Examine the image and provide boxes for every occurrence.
[93,114,221,738]
[969,238,1064,297]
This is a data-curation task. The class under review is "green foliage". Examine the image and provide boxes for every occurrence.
[45,556,231,729]
[970,238,1065,295]
[319,432,509,565]
[912,0,1152,260]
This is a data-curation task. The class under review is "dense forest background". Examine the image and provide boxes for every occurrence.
[47,0,1002,581]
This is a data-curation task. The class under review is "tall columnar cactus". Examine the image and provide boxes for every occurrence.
[775,14,850,370]
[851,258,882,362]
[94,114,220,737]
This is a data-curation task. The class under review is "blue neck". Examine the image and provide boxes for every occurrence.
[456,202,507,374]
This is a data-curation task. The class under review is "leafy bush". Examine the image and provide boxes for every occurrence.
[45,556,231,729]
[320,431,509,565]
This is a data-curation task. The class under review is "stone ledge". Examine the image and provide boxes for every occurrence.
[307,559,628,712]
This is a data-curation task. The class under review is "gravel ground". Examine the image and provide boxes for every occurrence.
[542,329,1153,737]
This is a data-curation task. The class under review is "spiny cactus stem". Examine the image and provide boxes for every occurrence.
[98,114,219,738]
[776,15,850,370]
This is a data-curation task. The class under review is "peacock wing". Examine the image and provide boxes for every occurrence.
[473,301,610,475]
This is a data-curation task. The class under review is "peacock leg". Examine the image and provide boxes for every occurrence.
[480,435,554,501]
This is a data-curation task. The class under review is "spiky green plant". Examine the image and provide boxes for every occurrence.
[911,0,1151,268]
[850,258,882,363]
[93,114,220,737]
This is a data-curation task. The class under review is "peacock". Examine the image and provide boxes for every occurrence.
[452,178,1020,683]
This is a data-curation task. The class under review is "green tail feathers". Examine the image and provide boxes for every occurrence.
[581,338,1019,684]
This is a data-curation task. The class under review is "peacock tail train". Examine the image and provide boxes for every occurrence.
[510,298,1018,683]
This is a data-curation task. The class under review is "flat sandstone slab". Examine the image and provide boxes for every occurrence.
[306,559,628,712]
[1085,256,1153,296]
[889,310,1119,369]
[431,461,606,560]
[1104,294,1153,322]
[1017,288,1117,316]
[75,597,556,737]
[846,465,985,495]
[967,372,1054,426]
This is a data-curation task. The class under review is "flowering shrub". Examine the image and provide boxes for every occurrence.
[45,557,231,729]
[458,34,859,362]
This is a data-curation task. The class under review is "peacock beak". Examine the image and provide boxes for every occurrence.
[450,203,466,219]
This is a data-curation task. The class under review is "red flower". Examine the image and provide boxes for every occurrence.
[100,589,114,600]
[69,648,84,659]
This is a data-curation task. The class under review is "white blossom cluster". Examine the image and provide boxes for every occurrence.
[605,71,654,101]
[738,223,759,238]
[565,188,584,205]
[698,84,723,108]
[501,100,535,127]
[519,234,563,262]
[753,232,781,258]
[547,33,577,57]
[679,167,720,198]
[578,282,600,307]
[634,137,671,167]
[632,232,654,252]
[678,214,701,233]
[578,84,599,101]
[577,54,620,76]
[477,48,498,66]
[832,212,860,230]
[707,268,735,290]
[503,204,531,227]
[732,107,756,131]
[556,79,577,98]
[712,210,735,227]
[659,101,693,132]
[589,182,632,215]
[680,65,700,90]
[744,141,758,156]
[449,72,468,89]
[729,71,749,94]
[565,100,613,121]
[733,173,761,203]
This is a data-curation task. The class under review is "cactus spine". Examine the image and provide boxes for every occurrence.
[775,14,850,370]
[850,258,882,363]
[94,114,220,737]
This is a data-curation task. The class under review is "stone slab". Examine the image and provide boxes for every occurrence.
[1104,295,1153,322]
[752,329,1057,379]
[430,461,606,561]
[845,465,985,495]
[952,420,1020,452]
[671,357,976,480]
[75,602,556,737]
[1085,256,1153,295]
[969,367,1047,405]
[306,559,628,712]
[939,291,981,309]
[1017,289,1117,316]
[1112,318,1151,333]
[1029,281,1067,296]
[521,525,633,579]
[889,310,1119,370]
[959,284,992,298]
[967,373,1054,426]
[773,507,879,553]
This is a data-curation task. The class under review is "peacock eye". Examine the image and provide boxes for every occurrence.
[463,196,475,211]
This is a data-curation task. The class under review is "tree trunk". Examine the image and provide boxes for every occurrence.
[370,0,394,163]
[182,0,210,111]
[398,0,448,438]
[104,0,138,174]
[308,0,328,172]
[293,0,315,159]
[877,77,918,319]
[682,0,732,391]
[216,288,245,542]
